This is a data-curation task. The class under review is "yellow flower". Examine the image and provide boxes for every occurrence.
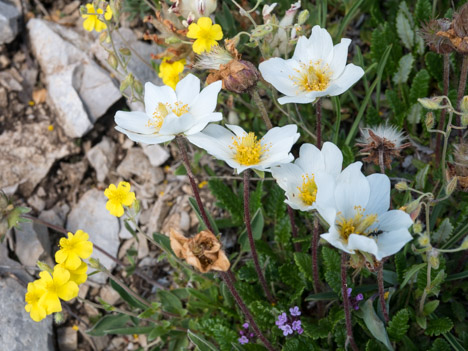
[55,230,93,270]
[82,4,112,33]
[58,261,88,286]
[38,266,79,314]
[187,17,223,54]
[158,57,186,89]
[25,280,47,322]
[104,181,136,217]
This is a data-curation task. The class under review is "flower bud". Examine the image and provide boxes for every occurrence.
[413,221,423,234]
[462,114,468,127]
[37,261,53,274]
[120,74,134,92]
[99,31,108,43]
[297,10,309,25]
[223,60,260,94]
[446,176,458,196]
[425,112,435,129]
[165,36,182,44]
[461,96,468,114]
[88,258,102,270]
[429,249,440,269]
[108,53,118,70]
[395,182,408,191]
[460,236,468,250]
[133,80,143,96]
[251,24,274,38]
[119,48,131,56]
[228,110,240,125]
[418,97,445,110]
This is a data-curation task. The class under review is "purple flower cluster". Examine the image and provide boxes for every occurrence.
[347,288,364,310]
[275,306,304,336]
[238,322,255,345]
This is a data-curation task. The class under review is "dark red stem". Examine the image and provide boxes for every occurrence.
[287,205,301,252]
[377,262,389,323]
[341,252,359,351]
[312,217,321,293]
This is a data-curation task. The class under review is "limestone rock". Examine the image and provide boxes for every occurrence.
[0,278,55,351]
[86,136,116,183]
[67,189,120,284]
[142,144,170,167]
[14,221,51,270]
[0,121,74,195]
[0,1,20,45]
[57,327,77,351]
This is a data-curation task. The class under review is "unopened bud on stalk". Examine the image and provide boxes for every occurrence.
[460,96,468,114]
[418,97,445,110]
[297,10,309,25]
[54,312,65,325]
[88,258,102,270]
[429,249,440,269]
[120,74,134,92]
[36,261,53,274]
[413,221,423,234]
[99,31,108,43]
[395,182,408,191]
[165,36,182,44]
[133,80,143,95]
[406,199,420,214]
[462,114,468,126]
[108,53,118,70]
[461,236,468,250]
[425,112,435,129]
[251,24,273,38]
[119,48,131,56]
[446,176,458,196]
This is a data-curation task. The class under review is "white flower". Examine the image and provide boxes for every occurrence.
[271,142,343,212]
[172,0,217,19]
[187,124,300,173]
[114,74,222,144]
[318,162,413,261]
[259,25,364,105]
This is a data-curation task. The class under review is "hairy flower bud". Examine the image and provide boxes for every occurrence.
[460,96,468,114]
[206,60,260,94]
[297,10,309,25]
[418,97,445,110]
[108,53,118,70]
[395,182,408,191]
[425,112,435,130]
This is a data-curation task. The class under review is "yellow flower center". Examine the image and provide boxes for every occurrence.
[230,132,268,166]
[147,101,189,133]
[297,174,318,206]
[335,206,378,243]
[291,60,332,92]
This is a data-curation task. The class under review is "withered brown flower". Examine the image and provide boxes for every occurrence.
[447,143,468,192]
[206,60,260,94]
[169,229,230,273]
[356,124,411,170]
[420,19,454,54]
[431,4,468,54]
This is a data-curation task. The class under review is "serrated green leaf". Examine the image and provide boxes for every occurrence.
[415,164,430,189]
[433,218,453,244]
[415,0,432,25]
[387,309,409,341]
[393,54,414,84]
[274,214,291,245]
[187,330,218,351]
[401,263,426,288]
[238,263,258,283]
[361,299,394,351]
[410,69,430,103]
[425,52,443,81]
[208,179,243,223]
[423,300,440,315]
[366,339,387,351]
[426,317,453,336]
[294,252,313,282]
[303,318,331,340]
[396,10,414,50]
[450,300,466,322]
[408,103,423,124]
[395,251,406,284]
[429,338,452,351]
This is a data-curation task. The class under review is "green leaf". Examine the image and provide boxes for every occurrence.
[303,318,331,340]
[407,103,423,124]
[208,179,243,223]
[274,215,291,245]
[87,314,131,336]
[148,324,171,341]
[450,300,466,322]
[103,325,155,335]
[415,0,432,25]
[426,317,453,336]
[425,52,443,81]
[322,246,342,293]
[433,218,453,244]
[153,232,174,255]
[396,8,414,49]
[158,290,185,316]
[361,299,394,351]
[423,300,440,315]
[395,251,406,284]
[366,339,387,351]
[238,263,258,283]
[239,208,264,252]
[188,197,219,234]
[415,164,430,189]
[294,252,313,282]
[387,309,409,342]
[409,69,430,103]
[401,263,426,289]
[187,330,218,351]
[393,54,414,84]
[110,279,148,310]
[429,338,452,351]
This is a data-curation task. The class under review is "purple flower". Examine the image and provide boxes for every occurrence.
[347,287,353,297]
[291,320,302,331]
[276,312,288,326]
[280,324,293,336]
[242,322,249,329]
[356,293,364,302]
[296,327,304,335]
[238,335,249,344]
[289,306,301,316]
[239,330,244,336]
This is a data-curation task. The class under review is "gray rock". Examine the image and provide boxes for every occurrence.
[67,189,120,284]
[0,241,32,284]
[0,1,20,45]
[142,144,170,167]
[14,221,51,269]
[117,147,165,186]
[86,137,116,183]
[0,277,55,351]
[99,285,121,305]
[39,203,70,228]
[57,327,77,351]
[0,121,74,195]
[27,19,121,138]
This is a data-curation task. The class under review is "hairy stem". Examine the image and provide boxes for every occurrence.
[251,88,273,130]
[441,112,454,185]
[316,99,322,149]
[378,148,386,174]
[244,170,274,303]
[341,253,359,351]
[221,271,277,351]
[287,205,301,252]
[312,216,321,293]
[176,136,214,233]
[435,54,450,163]
[457,55,468,140]
[377,262,389,323]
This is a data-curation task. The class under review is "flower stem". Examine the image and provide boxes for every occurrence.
[441,112,454,185]
[176,136,214,233]
[220,271,277,351]
[244,170,274,303]
[316,99,322,149]
[312,216,321,293]
[378,148,386,174]
[377,261,389,324]
[287,205,301,252]
[251,88,273,130]
[435,54,450,163]
[341,252,359,351]
[457,55,468,141]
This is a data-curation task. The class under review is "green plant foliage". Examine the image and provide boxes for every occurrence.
[387,309,410,341]
[426,317,454,336]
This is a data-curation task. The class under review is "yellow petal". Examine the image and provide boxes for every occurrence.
[65,253,82,270]
[53,266,71,286]
[55,249,67,265]
[186,23,200,39]
[94,19,107,33]
[106,200,124,217]
[192,39,207,54]
[75,241,93,259]
[83,17,95,32]
[118,181,131,191]
[122,191,136,207]
[197,17,213,30]
[74,230,89,242]
[211,24,224,40]
[57,281,79,301]
[40,292,62,314]
[85,4,95,13]
[105,5,113,20]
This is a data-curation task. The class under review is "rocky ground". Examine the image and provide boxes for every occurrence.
[0,1,219,350]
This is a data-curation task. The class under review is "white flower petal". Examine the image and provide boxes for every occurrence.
[329,38,352,79]
[375,228,413,260]
[321,142,343,176]
[347,234,379,258]
[291,35,310,63]
[176,74,201,105]
[365,174,390,215]
[315,172,336,210]
[159,113,196,136]
[321,229,354,254]
[144,83,176,117]
[334,161,368,218]
[185,112,223,135]
[115,110,153,134]
[317,206,337,228]
[278,94,317,105]
[261,124,299,147]
[326,64,364,96]
[226,124,248,137]
[294,143,322,174]
[259,58,302,97]
[187,124,234,161]
[115,126,174,144]
[307,25,334,63]
[377,210,413,232]
[270,163,303,194]
[189,80,222,116]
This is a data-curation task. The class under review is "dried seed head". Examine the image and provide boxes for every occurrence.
[356,124,411,170]
[420,19,454,54]
[206,59,261,94]
[453,3,468,38]
[447,143,468,192]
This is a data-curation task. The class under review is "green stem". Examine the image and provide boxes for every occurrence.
[441,112,454,185]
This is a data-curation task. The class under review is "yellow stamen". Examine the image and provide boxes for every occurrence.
[297,174,317,206]
[335,206,378,243]
[147,101,189,133]
[290,60,332,92]
[230,132,268,166]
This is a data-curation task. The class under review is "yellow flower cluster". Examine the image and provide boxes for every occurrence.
[187,17,223,54]
[82,3,112,33]
[25,230,93,322]
[158,57,186,89]
[104,181,136,217]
